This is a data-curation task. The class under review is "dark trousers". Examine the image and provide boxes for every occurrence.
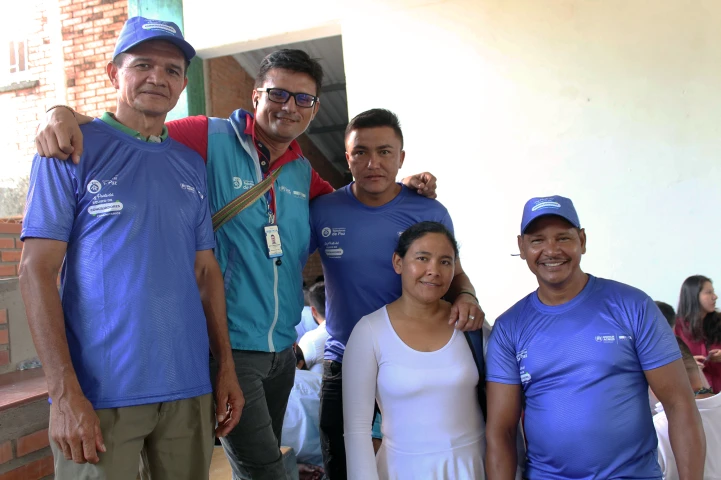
[210,348,296,480]
[319,360,346,480]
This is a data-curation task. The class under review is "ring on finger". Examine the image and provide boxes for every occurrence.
[468,315,475,321]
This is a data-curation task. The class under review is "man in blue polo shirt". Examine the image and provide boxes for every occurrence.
[309,108,484,479]
[19,17,242,480]
[484,195,705,480]
[34,53,440,479]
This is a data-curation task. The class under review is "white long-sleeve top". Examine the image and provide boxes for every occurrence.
[342,306,484,480]
[298,322,329,374]
[654,393,721,479]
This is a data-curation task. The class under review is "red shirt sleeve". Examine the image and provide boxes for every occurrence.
[309,168,335,199]
[166,115,209,162]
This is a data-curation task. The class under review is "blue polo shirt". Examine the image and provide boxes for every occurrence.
[487,275,680,479]
[22,118,214,409]
[309,184,454,363]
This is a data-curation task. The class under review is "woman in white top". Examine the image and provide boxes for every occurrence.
[343,221,485,480]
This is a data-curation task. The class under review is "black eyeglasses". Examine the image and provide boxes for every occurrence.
[256,88,319,108]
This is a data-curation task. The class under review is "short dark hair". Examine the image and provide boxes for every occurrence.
[345,108,404,149]
[294,345,307,370]
[395,221,458,259]
[655,301,676,329]
[309,281,326,318]
[255,49,323,95]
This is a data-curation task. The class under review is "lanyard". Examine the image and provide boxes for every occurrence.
[265,182,277,224]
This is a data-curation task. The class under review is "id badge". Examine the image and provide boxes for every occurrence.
[264,224,283,259]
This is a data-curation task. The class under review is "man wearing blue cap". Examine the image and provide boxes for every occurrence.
[484,196,705,480]
[34,46,440,478]
[19,16,242,480]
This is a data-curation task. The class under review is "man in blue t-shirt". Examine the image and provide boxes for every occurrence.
[309,108,484,479]
[19,17,242,480]
[485,195,705,480]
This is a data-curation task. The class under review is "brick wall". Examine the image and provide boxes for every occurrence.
[0,2,57,218]
[0,0,128,219]
[0,399,52,480]
[61,0,128,117]
[0,220,23,371]
[0,221,23,280]
[206,55,254,118]
[0,308,7,368]
[303,253,323,287]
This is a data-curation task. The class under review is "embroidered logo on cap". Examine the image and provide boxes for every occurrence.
[142,23,177,34]
[531,200,561,212]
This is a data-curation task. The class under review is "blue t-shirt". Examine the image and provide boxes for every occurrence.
[309,184,453,363]
[486,275,680,480]
[22,119,215,409]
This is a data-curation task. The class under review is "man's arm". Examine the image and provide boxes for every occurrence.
[18,239,105,464]
[645,360,705,480]
[486,382,523,480]
[401,172,437,198]
[445,259,484,331]
[195,249,244,437]
[36,107,210,163]
[36,106,92,163]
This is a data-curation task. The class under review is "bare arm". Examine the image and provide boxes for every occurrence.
[36,106,92,163]
[445,259,485,331]
[195,249,244,436]
[18,238,105,463]
[486,381,522,480]
[645,360,705,480]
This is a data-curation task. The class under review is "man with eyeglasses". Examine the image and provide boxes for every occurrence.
[36,48,437,479]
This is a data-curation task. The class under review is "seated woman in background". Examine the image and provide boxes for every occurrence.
[675,275,721,392]
[342,222,485,480]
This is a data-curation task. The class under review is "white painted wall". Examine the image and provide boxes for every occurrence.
[185,0,721,321]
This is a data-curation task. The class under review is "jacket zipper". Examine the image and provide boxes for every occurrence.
[267,260,280,352]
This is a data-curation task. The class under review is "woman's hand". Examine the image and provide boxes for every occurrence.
[707,349,721,363]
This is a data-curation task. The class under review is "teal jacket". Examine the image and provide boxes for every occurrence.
[206,110,315,352]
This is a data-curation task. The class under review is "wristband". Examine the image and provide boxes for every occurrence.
[46,105,75,115]
[457,290,478,303]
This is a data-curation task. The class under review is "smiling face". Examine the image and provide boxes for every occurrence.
[252,68,319,145]
[108,40,188,119]
[699,281,718,315]
[393,232,456,304]
[518,215,587,293]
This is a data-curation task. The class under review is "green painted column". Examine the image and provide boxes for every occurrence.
[127,0,206,119]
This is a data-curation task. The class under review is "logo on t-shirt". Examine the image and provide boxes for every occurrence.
[87,180,102,194]
[88,201,123,216]
[322,227,346,237]
[595,334,617,344]
[517,350,531,385]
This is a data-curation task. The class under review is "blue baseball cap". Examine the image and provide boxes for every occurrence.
[113,16,195,62]
[520,195,581,234]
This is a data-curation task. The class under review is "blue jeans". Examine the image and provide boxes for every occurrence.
[210,348,296,480]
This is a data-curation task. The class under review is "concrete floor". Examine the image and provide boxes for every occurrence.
[209,447,233,479]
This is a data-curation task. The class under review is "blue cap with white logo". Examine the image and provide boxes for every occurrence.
[113,16,195,62]
[520,195,581,234]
